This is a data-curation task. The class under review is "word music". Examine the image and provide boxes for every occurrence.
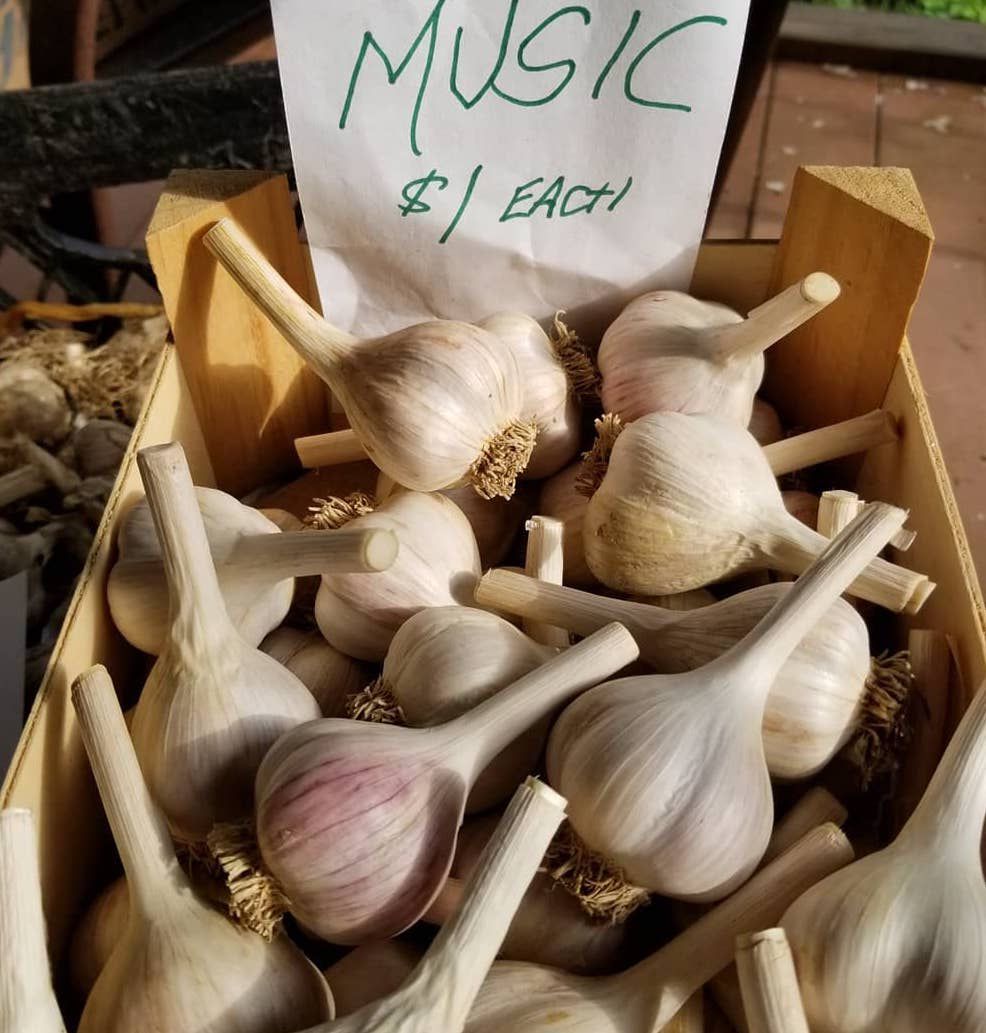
[339,1,730,156]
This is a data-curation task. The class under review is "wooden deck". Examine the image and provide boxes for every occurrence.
[709,60,986,581]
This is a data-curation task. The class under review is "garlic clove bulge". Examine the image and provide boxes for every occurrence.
[584,411,933,612]
[749,398,784,446]
[598,274,839,426]
[323,942,421,1017]
[782,675,986,1033]
[549,504,905,900]
[72,664,333,1033]
[248,624,638,944]
[314,490,481,661]
[205,219,535,499]
[130,443,322,841]
[0,809,67,1033]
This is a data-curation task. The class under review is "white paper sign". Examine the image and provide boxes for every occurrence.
[272,0,749,336]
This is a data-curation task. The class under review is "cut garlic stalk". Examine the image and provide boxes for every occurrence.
[762,409,897,476]
[301,778,566,1033]
[220,624,637,944]
[522,516,569,648]
[598,274,839,426]
[476,569,871,779]
[782,675,986,1033]
[313,490,481,661]
[818,489,915,551]
[0,810,66,1033]
[350,606,555,812]
[584,412,932,612]
[538,461,598,587]
[549,505,905,901]
[71,665,333,1033]
[108,484,396,654]
[130,443,322,841]
[462,824,852,1033]
[261,626,372,717]
[205,219,534,499]
[735,929,810,1033]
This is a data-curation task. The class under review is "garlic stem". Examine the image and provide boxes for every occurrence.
[448,623,639,778]
[735,928,810,1033]
[0,809,66,1033]
[0,464,46,507]
[308,779,566,1033]
[522,517,569,649]
[763,789,847,865]
[707,274,840,364]
[136,444,235,637]
[71,665,183,916]
[204,219,357,375]
[296,429,368,469]
[228,527,398,576]
[818,489,915,551]
[727,505,905,693]
[903,675,986,859]
[617,824,853,1017]
[764,410,897,477]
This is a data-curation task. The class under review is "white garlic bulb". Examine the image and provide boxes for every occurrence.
[0,809,66,1033]
[782,676,986,1033]
[584,411,933,613]
[130,443,321,841]
[597,274,839,426]
[479,312,580,478]
[314,491,481,661]
[205,219,534,499]
[548,505,904,900]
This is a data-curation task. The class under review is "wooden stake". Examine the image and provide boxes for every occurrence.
[736,928,810,1033]
[146,170,329,496]
[764,410,898,476]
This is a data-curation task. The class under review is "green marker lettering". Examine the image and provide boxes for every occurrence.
[592,10,640,99]
[492,6,591,107]
[607,176,634,210]
[500,177,544,221]
[560,183,614,217]
[449,0,518,109]
[624,15,727,112]
[528,176,566,219]
[339,0,446,157]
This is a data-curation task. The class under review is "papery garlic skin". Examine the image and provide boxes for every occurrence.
[323,942,420,1017]
[109,487,291,654]
[749,397,784,446]
[315,491,481,661]
[69,877,129,1001]
[598,291,753,424]
[480,313,580,479]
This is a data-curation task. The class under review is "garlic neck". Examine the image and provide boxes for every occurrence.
[723,505,905,710]
[445,624,639,778]
[227,527,396,582]
[137,445,239,641]
[0,811,57,1015]
[902,680,986,862]
[203,219,357,384]
[475,569,672,641]
[72,667,188,918]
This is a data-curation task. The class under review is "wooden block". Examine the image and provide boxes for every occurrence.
[763,166,934,429]
[146,170,330,496]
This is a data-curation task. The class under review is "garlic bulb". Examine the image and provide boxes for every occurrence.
[376,472,530,568]
[476,569,871,779]
[478,312,580,478]
[597,273,839,426]
[302,778,566,1033]
[109,484,396,655]
[782,490,820,529]
[426,812,631,974]
[0,809,66,1033]
[462,823,852,1033]
[537,461,597,588]
[353,606,555,811]
[71,664,333,1033]
[73,418,131,477]
[205,219,535,499]
[549,505,904,901]
[584,412,933,612]
[228,624,637,944]
[261,626,372,716]
[324,943,421,1017]
[130,443,322,841]
[314,490,481,661]
[0,362,71,444]
[69,877,129,1001]
[782,676,986,1033]
[749,398,784,446]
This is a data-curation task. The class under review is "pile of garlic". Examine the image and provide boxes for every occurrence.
[43,254,974,1033]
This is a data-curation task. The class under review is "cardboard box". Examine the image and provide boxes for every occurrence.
[3,167,984,1022]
